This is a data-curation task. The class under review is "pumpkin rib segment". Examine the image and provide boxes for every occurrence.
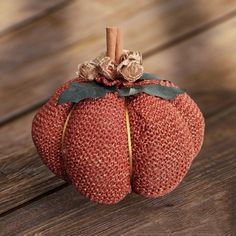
[168,93,205,156]
[135,78,204,156]
[146,79,204,155]
[63,93,131,204]
[32,78,80,179]
[128,94,196,197]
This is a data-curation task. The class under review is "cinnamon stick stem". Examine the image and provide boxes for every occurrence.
[106,27,117,61]
[115,28,123,63]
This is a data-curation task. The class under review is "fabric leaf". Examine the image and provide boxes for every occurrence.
[118,84,185,100]
[139,72,162,81]
[58,81,115,104]
[58,76,186,105]
[143,84,185,99]
[118,86,143,97]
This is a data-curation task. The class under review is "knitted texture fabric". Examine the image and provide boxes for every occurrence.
[32,77,204,204]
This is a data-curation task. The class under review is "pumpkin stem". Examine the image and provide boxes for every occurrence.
[106,27,123,63]
[115,28,123,64]
[106,27,117,61]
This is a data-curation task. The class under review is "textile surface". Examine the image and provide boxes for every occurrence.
[32,77,204,204]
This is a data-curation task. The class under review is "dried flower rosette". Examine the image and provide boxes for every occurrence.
[76,61,98,81]
[96,56,117,80]
[117,50,143,82]
[76,50,143,83]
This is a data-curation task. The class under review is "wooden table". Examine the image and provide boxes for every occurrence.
[0,1,236,235]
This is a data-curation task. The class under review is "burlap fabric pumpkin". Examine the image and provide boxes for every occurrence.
[32,28,204,204]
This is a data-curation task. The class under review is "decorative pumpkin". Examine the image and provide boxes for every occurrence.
[32,27,204,204]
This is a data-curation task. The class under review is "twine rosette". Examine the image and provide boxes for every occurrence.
[32,27,205,205]
[76,50,144,83]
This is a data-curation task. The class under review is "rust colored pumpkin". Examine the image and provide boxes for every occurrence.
[32,74,204,204]
[32,27,204,204]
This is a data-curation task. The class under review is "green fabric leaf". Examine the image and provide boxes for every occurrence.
[118,84,185,100]
[58,81,115,104]
[58,77,186,105]
[118,86,143,96]
[143,84,185,99]
[139,72,162,81]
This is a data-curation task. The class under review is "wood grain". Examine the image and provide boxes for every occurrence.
[0,0,236,123]
[0,0,157,74]
[0,111,65,214]
[1,104,236,235]
[144,16,236,117]
[0,17,236,215]
[0,0,70,35]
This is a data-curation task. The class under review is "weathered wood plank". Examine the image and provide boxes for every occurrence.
[0,111,65,214]
[144,16,236,116]
[0,0,236,122]
[0,0,157,74]
[0,0,70,35]
[0,16,236,215]
[1,103,236,235]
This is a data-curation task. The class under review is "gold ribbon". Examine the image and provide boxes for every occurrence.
[125,100,133,173]
[61,105,75,154]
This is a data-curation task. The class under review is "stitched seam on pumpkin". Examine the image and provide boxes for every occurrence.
[125,99,133,174]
